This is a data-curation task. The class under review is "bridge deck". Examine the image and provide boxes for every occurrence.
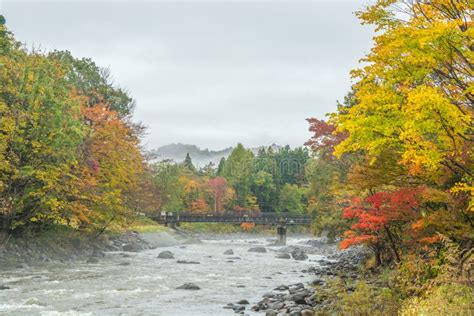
[149,212,312,225]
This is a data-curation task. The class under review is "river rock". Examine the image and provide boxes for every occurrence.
[301,309,315,316]
[176,283,200,290]
[291,248,308,261]
[224,303,245,312]
[237,299,249,305]
[0,285,10,290]
[224,249,234,255]
[248,247,267,253]
[265,310,278,316]
[176,260,200,264]
[268,301,284,310]
[310,278,325,286]
[157,251,174,259]
[122,243,141,252]
[274,285,289,291]
[290,293,307,304]
[275,253,291,259]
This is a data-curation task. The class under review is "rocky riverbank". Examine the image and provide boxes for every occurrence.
[248,242,370,315]
[0,228,195,269]
[0,231,153,268]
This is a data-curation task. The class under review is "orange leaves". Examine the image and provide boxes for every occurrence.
[191,198,209,213]
[240,222,255,231]
[411,219,425,231]
[419,235,441,244]
[339,231,377,249]
[82,104,118,124]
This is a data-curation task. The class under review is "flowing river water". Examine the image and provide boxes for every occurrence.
[0,234,333,316]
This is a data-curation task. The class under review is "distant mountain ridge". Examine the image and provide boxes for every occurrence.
[151,143,281,167]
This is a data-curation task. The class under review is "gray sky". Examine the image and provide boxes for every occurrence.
[2,0,374,150]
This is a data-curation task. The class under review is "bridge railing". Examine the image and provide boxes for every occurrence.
[149,211,312,225]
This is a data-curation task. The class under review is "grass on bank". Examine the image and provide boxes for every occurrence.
[177,222,312,234]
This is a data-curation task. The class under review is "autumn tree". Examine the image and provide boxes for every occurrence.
[208,177,231,212]
[331,1,473,225]
[0,24,85,233]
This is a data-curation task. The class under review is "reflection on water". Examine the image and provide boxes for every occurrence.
[0,235,328,316]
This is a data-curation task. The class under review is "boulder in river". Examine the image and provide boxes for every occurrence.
[237,299,249,305]
[248,247,266,253]
[176,283,201,290]
[122,243,142,252]
[224,303,245,312]
[291,248,308,261]
[275,253,291,259]
[0,285,10,290]
[223,249,234,255]
[157,251,174,259]
[176,260,200,264]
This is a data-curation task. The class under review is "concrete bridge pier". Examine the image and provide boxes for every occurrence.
[276,222,287,246]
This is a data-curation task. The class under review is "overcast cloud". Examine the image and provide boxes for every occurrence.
[1,0,374,150]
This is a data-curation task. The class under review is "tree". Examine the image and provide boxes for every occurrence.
[182,153,196,174]
[341,188,427,264]
[217,157,226,176]
[49,50,135,118]
[0,27,85,232]
[274,146,309,186]
[151,161,185,212]
[304,116,353,240]
[331,0,473,210]
[278,184,305,214]
[251,171,277,212]
[208,177,229,212]
[220,144,254,209]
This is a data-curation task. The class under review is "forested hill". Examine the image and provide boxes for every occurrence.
[152,143,282,167]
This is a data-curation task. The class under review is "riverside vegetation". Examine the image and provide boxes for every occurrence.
[1,0,474,314]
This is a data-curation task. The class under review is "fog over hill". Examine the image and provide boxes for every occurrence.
[151,143,282,167]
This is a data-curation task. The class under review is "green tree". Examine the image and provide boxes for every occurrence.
[182,153,196,174]
[221,144,254,209]
[151,161,185,212]
[48,50,135,118]
[251,171,277,212]
[278,184,305,214]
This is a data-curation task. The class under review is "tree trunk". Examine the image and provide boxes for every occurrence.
[384,226,401,263]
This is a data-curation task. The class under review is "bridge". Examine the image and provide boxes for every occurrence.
[149,211,312,245]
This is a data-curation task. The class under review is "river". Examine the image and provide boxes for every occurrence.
[0,234,332,316]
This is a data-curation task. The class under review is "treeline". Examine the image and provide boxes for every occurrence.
[304,1,472,314]
[0,18,152,236]
[152,144,310,214]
